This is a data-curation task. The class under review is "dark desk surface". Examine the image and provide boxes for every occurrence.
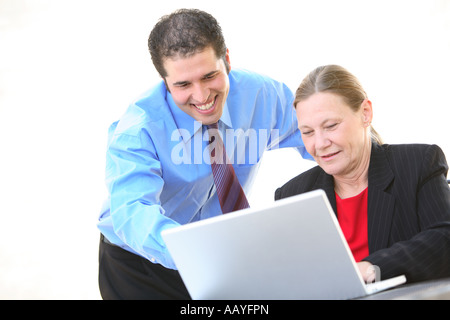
[359,277,450,300]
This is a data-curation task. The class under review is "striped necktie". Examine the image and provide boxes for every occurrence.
[207,122,250,214]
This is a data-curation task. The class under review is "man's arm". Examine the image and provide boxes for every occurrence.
[267,81,313,160]
[105,124,180,269]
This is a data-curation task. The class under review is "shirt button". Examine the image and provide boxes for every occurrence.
[150,257,156,263]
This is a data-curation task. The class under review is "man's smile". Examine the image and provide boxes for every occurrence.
[192,96,217,113]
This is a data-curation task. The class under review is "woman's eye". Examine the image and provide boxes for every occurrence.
[326,123,338,129]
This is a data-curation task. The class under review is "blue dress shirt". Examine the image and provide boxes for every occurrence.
[97,69,312,269]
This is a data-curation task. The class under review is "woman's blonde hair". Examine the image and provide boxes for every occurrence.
[294,65,383,145]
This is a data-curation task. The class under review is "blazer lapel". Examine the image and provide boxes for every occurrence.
[313,171,337,215]
[367,144,396,253]
[310,144,396,253]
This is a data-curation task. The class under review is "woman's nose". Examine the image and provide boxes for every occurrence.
[315,132,332,150]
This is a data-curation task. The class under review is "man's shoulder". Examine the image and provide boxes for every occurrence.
[228,69,292,109]
[112,81,170,136]
[133,81,168,112]
[229,69,283,89]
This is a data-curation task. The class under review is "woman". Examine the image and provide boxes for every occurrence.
[275,65,450,283]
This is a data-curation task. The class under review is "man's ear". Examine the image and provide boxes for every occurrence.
[224,48,231,74]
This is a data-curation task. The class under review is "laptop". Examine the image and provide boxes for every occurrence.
[161,189,406,300]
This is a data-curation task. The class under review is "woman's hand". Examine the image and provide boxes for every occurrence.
[357,261,379,283]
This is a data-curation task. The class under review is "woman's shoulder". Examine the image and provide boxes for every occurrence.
[373,143,448,185]
[376,143,446,164]
[275,165,325,200]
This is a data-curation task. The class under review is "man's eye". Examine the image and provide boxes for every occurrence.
[204,73,217,80]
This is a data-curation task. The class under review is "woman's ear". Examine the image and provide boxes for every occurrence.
[361,99,373,127]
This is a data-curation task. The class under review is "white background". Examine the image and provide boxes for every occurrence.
[0,0,449,299]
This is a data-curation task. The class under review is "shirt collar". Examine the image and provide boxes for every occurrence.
[167,91,201,143]
[220,100,233,129]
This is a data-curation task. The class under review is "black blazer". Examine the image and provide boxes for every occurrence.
[275,143,450,283]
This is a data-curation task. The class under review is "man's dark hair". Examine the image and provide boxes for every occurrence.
[148,9,229,78]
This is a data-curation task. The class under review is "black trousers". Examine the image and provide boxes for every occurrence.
[98,235,191,300]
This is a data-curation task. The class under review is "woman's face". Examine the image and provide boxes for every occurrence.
[296,92,373,179]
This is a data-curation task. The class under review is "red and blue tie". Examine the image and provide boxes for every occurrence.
[207,122,250,214]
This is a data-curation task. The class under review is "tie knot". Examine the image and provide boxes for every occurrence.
[206,122,218,130]
[206,122,219,145]
[206,122,219,143]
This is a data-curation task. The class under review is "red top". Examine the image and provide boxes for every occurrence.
[335,188,369,262]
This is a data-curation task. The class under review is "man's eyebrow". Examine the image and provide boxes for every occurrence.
[172,80,190,87]
[202,70,219,79]
[171,70,219,87]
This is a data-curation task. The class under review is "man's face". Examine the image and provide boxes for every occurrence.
[163,47,230,125]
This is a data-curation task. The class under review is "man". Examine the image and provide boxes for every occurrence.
[97,9,311,299]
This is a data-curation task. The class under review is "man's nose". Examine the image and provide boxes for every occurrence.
[191,84,210,104]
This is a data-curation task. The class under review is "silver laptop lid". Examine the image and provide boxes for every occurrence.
[162,189,368,299]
